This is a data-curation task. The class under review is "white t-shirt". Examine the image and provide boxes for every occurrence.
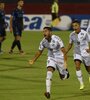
[39,35,64,59]
[86,24,90,40]
[78,29,90,57]
[69,31,81,55]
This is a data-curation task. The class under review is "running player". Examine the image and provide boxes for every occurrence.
[66,20,90,90]
[29,27,69,99]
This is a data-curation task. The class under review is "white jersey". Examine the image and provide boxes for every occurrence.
[86,24,90,34]
[86,24,90,40]
[78,29,90,57]
[69,31,81,55]
[70,29,90,57]
[39,35,64,59]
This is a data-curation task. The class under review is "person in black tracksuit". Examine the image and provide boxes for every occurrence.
[0,1,6,54]
[9,0,24,54]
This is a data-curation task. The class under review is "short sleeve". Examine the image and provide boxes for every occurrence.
[39,41,45,51]
[56,36,64,48]
[86,32,90,42]
[69,34,73,44]
[86,25,90,34]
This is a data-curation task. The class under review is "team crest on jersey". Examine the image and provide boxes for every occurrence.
[77,41,80,45]
[49,39,56,49]
[51,43,55,47]
[81,33,84,36]
[52,40,55,43]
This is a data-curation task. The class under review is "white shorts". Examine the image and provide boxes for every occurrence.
[47,57,65,74]
[82,56,90,66]
[73,54,82,61]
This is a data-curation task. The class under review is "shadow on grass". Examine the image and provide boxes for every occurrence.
[0,62,41,72]
[1,57,29,62]
[0,74,44,83]
[51,90,90,100]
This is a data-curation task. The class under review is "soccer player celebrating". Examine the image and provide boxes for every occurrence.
[0,1,6,54]
[9,0,24,54]
[66,20,90,90]
[29,27,69,99]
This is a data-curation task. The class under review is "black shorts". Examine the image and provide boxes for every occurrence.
[13,27,22,37]
[51,13,58,21]
[0,29,6,37]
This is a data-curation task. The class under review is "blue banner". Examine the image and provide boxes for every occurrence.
[5,14,90,31]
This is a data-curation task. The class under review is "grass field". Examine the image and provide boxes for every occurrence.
[0,31,90,100]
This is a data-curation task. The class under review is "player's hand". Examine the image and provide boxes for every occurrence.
[86,49,90,53]
[29,60,34,65]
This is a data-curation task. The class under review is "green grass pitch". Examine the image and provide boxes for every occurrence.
[0,31,90,100]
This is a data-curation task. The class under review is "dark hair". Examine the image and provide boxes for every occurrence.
[0,0,4,3]
[72,19,80,24]
[43,27,52,31]
[18,0,24,2]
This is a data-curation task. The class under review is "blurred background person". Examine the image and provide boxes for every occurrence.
[0,1,6,54]
[9,0,24,55]
[51,0,60,27]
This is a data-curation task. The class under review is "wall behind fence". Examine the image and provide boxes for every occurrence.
[5,3,90,14]
[5,0,90,3]
[5,2,90,31]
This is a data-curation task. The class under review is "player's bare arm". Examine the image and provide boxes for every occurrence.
[61,47,67,61]
[86,42,90,53]
[86,49,90,53]
[29,50,43,64]
[9,16,13,33]
[65,43,73,55]
[60,47,70,79]
[61,47,67,69]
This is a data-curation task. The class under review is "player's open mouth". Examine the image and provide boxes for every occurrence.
[44,35,47,37]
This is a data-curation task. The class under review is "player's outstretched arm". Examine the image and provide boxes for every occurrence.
[86,41,90,53]
[61,47,70,79]
[65,43,73,55]
[29,50,43,65]
[86,48,90,53]
[61,47,67,69]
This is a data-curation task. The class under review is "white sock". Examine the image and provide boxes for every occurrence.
[76,70,84,85]
[46,71,53,93]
